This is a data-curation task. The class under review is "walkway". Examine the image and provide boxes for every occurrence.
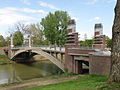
[0,75,83,90]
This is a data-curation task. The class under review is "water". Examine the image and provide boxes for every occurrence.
[0,61,63,84]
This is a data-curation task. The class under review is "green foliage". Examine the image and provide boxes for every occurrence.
[99,82,120,90]
[5,37,10,47]
[0,35,6,47]
[26,75,109,90]
[0,54,8,58]
[0,54,10,65]
[80,39,93,47]
[0,60,11,65]
[106,37,112,48]
[13,31,24,46]
[59,73,77,77]
[41,11,70,46]
[23,23,44,46]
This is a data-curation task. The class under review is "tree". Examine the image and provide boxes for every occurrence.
[13,31,24,46]
[109,0,120,82]
[41,11,70,46]
[14,22,28,33]
[24,23,44,46]
[80,39,93,47]
[106,37,112,48]
[5,36,10,47]
[0,35,6,47]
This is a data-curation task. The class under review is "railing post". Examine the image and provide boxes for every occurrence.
[60,46,62,51]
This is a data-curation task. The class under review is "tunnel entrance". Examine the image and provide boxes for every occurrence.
[75,60,89,74]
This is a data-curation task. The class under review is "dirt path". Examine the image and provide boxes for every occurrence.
[1,75,83,90]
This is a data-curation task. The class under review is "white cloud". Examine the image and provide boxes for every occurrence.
[0,7,48,26]
[4,7,48,15]
[85,0,116,5]
[20,0,31,5]
[38,1,59,10]
[88,17,101,22]
[0,8,36,25]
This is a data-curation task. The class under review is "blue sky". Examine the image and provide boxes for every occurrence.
[0,0,116,39]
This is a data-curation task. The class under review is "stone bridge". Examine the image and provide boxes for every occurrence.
[10,47,65,72]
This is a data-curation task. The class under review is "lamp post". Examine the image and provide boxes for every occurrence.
[10,34,14,48]
[28,35,31,47]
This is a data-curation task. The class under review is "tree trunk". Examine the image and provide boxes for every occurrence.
[109,0,120,83]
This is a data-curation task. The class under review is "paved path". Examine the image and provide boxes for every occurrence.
[0,75,83,90]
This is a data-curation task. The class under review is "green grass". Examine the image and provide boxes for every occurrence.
[0,54,8,58]
[0,54,11,65]
[58,72,78,77]
[99,82,120,90]
[25,75,114,90]
[0,60,11,65]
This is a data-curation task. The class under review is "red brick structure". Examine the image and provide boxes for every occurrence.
[89,52,111,75]
[0,47,9,56]
[65,21,111,75]
[65,19,79,72]
[92,23,107,50]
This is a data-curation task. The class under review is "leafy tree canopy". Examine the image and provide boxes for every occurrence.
[41,11,70,46]
[80,39,93,47]
[0,35,6,47]
[13,31,24,46]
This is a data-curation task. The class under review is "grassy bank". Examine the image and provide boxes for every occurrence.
[0,54,11,65]
[25,75,120,90]
[0,73,77,87]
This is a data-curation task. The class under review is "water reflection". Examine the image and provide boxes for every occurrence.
[0,61,63,84]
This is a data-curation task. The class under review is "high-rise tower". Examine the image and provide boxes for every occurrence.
[92,23,106,50]
[66,19,78,45]
[67,19,76,34]
[94,23,103,36]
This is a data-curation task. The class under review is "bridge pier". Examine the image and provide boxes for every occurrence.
[75,60,83,74]
[55,53,58,58]
[60,53,64,61]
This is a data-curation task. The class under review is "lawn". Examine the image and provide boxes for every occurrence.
[25,75,120,90]
[0,54,8,58]
[0,54,11,64]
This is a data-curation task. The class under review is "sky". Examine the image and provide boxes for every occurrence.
[0,0,117,40]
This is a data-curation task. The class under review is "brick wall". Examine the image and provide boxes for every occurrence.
[67,48,95,54]
[0,48,6,55]
[0,47,10,56]
[65,45,79,72]
[89,54,111,75]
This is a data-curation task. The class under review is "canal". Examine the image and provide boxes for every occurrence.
[0,61,63,85]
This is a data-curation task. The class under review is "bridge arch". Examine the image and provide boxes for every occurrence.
[11,48,65,72]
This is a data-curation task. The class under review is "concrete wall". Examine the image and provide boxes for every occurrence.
[89,54,111,75]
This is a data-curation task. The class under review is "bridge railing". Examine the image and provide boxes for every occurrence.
[32,45,65,52]
[11,45,65,52]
